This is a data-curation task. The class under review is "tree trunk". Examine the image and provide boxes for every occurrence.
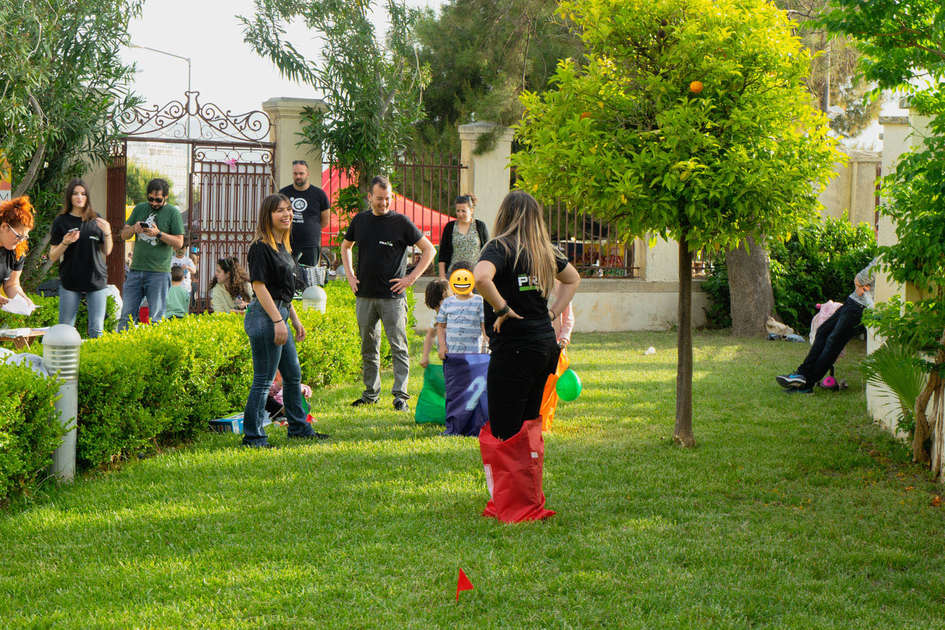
[674,229,695,447]
[725,234,775,337]
[12,93,47,198]
[914,337,945,466]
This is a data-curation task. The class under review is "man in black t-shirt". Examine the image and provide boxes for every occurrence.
[279,160,330,266]
[340,175,436,411]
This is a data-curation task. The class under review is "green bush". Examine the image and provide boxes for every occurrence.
[75,282,380,467]
[703,218,877,333]
[1,281,410,492]
[0,364,64,503]
[701,261,731,329]
[0,293,119,341]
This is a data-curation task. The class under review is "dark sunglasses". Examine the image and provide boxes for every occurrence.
[147,196,165,203]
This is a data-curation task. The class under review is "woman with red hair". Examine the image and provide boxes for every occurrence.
[0,196,35,308]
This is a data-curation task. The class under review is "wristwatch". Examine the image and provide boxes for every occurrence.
[156,231,162,240]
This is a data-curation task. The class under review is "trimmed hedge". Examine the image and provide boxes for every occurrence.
[75,283,392,467]
[1,282,411,499]
[0,364,64,503]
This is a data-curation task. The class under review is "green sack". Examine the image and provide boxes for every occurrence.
[415,363,446,424]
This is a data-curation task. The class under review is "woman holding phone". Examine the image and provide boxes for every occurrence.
[241,193,327,447]
[49,179,113,337]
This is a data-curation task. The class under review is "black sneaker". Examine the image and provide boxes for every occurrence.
[776,373,807,389]
[393,399,410,412]
[351,398,377,407]
[240,441,274,449]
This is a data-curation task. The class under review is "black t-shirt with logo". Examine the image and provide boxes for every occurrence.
[279,184,330,252]
[343,210,423,299]
[247,240,297,304]
[0,248,24,284]
[478,239,568,350]
[49,214,108,292]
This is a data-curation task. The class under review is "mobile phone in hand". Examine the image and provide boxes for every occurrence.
[138,222,149,229]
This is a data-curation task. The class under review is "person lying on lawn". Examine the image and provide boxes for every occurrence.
[776,258,878,394]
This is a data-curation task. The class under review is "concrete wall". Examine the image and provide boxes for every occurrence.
[866,113,931,435]
[411,277,706,335]
[818,149,881,229]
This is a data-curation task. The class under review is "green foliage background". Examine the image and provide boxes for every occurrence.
[703,218,877,333]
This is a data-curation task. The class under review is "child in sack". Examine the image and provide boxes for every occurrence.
[436,261,486,359]
[437,261,489,436]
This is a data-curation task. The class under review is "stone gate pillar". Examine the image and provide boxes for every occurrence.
[458,122,514,232]
[262,97,328,189]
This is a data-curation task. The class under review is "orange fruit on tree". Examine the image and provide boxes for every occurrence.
[689,80,704,94]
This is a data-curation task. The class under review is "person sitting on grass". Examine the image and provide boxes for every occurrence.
[420,278,449,368]
[776,258,878,394]
[164,265,190,319]
[210,257,253,314]
[436,261,486,359]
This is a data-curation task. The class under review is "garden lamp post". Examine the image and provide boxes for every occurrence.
[42,324,81,483]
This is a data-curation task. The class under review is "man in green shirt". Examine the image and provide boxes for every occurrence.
[117,178,185,330]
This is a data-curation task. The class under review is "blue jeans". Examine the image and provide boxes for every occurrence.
[242,300,314,446]
[117,270,170,331]
[58,286,109,338]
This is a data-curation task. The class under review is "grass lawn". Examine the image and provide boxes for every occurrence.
[2,331,944,629]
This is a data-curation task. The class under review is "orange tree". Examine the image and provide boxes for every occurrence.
[512,0,839,446]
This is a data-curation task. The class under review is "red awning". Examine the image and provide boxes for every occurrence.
[320,169,453,247]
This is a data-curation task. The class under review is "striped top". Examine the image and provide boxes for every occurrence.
[436,294,484,353]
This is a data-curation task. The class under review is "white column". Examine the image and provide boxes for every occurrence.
[458,122,514,233]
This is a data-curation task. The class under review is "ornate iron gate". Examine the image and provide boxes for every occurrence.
[189,142,274,311]
[109,92,275,308]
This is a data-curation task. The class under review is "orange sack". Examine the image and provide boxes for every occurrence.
[539,348,569,432]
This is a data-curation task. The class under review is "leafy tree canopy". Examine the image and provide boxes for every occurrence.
[512,0,840,446]
[513,0,840,253]
[412,0,582,152]
[241,0,430,204]
[822,0,945,469]
[0,0,143,285]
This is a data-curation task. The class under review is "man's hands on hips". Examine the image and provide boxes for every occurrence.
[389,275,416,294]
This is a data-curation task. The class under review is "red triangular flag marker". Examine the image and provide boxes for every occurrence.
[456,568,474,601]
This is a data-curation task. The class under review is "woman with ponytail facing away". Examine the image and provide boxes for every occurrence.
[473,191,579,522]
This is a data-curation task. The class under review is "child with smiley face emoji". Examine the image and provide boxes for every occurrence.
[436,261,486,358]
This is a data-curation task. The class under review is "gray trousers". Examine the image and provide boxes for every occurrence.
[356,297,410,402]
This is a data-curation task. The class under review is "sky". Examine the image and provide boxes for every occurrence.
[122,0,444,116]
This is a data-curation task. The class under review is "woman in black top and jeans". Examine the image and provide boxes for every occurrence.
[48,179,113,337]
[242,193,326,447]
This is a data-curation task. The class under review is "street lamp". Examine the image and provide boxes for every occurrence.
[128,43,194,214]
[129,43,193,137]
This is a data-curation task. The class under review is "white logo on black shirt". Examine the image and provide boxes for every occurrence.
[291,197,308,222]
[379,240,394,247]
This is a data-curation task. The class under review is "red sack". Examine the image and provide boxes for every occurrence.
[479,419,555,523]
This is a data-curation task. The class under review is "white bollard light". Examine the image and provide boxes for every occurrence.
[42,324,81,483]
[301,284,327,313]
